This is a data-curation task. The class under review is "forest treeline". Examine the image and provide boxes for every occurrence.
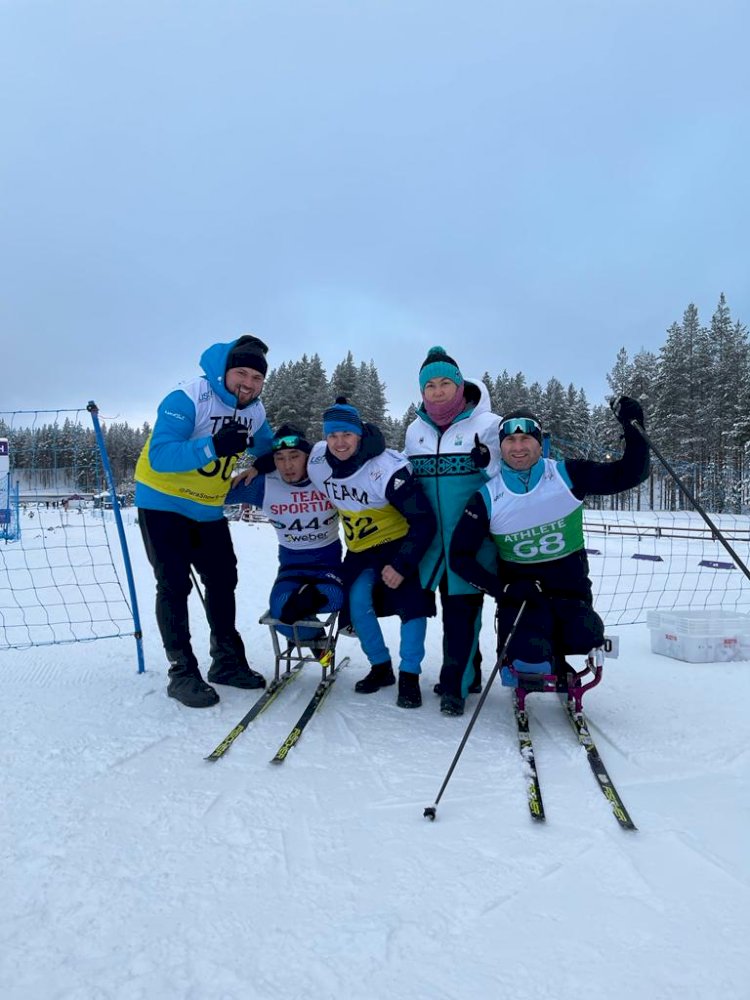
[2,294,748,511]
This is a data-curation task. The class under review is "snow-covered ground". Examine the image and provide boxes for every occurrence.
[2,515,749,1000]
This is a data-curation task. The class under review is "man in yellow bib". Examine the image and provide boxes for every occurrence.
[307,398,437,709]
[135,335,273,708]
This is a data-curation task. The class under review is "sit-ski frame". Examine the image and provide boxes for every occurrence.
[258,611,340,683]
[508,640,614,712]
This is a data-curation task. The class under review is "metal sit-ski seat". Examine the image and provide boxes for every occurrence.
[258,611,340,684]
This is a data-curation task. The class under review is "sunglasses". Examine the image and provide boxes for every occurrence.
[272,435,303,451]
[500,417,541,436]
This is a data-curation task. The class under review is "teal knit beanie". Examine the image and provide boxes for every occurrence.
[419,346,463,392]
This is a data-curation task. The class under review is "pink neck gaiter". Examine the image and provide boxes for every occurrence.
[423,384,466,430]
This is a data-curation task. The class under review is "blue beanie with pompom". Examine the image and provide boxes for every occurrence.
[323,397,363,436]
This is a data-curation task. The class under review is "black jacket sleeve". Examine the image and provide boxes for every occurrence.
[449,491,503,600]
[565,422,649,499]
[385,467,437,578]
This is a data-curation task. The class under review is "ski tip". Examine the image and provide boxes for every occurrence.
[423,806,437,821]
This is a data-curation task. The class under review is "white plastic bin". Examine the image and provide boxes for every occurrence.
[647,609,750,663]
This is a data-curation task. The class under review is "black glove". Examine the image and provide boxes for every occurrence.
[279,584,328,625]
[251,451,276,475]
[501,580,543,604]
[611,396,644,429]
[213,420,249,458]
[470,433,491,470]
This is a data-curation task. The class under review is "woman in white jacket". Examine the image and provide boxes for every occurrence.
[404,347,502,716]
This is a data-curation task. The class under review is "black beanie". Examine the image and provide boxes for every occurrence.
[499,408,543,445]
[226,335,269,376]
[272,423,312,455]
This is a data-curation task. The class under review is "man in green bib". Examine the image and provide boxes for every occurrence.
[448,397,648,703]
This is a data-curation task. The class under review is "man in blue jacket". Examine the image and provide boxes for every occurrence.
[135,335,274,708]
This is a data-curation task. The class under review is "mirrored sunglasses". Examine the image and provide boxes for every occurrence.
[500,417,541,437]
[272,435,303,451]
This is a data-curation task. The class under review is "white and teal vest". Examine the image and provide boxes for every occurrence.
[484,459,584,564]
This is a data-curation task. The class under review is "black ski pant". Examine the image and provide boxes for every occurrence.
[138,508,247,673]
[437,578,484,699]
[497,595,604,673]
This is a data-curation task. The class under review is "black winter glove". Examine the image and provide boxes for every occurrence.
[213,419,249,458]
[501,580,543,604]
[470,433,491,470]
[279,584,328,625]
[252,451,276,475]
[611,396,644,429]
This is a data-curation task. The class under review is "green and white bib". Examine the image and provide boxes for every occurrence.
[484,460,584,564]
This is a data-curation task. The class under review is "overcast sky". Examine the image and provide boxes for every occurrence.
[2,0,749,427]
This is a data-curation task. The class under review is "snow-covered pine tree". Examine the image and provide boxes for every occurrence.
[654,310,705,509]
[356,360,387,426]
[541,377,567,443]
[329,351,359,405]
[561,384,592,459]
[492,370,533,415]
[629,349,658,422]
[709,294,749,512]
[527,381,543,420]
[606,347,633,396]
[380,415,404,449]
[481,371,497,411]
[301,354,328,442]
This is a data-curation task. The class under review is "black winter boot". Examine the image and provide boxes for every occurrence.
[397,671,422,709]
[440,692,465,716]
[207,661,266,689]
[433,669,482,697]
[167,665,220,708]
[208,632,266,689]
[355,660,396,694]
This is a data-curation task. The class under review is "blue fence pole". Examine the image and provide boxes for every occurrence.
[87,401,146,674]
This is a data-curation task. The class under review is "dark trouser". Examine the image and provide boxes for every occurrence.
[438,577,484,699]
[497,596,605,672]
[138,508,246,672]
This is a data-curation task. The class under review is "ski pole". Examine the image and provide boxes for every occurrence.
[190,568,206,609]
[628,421,750,586]
[424,601,527,821]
